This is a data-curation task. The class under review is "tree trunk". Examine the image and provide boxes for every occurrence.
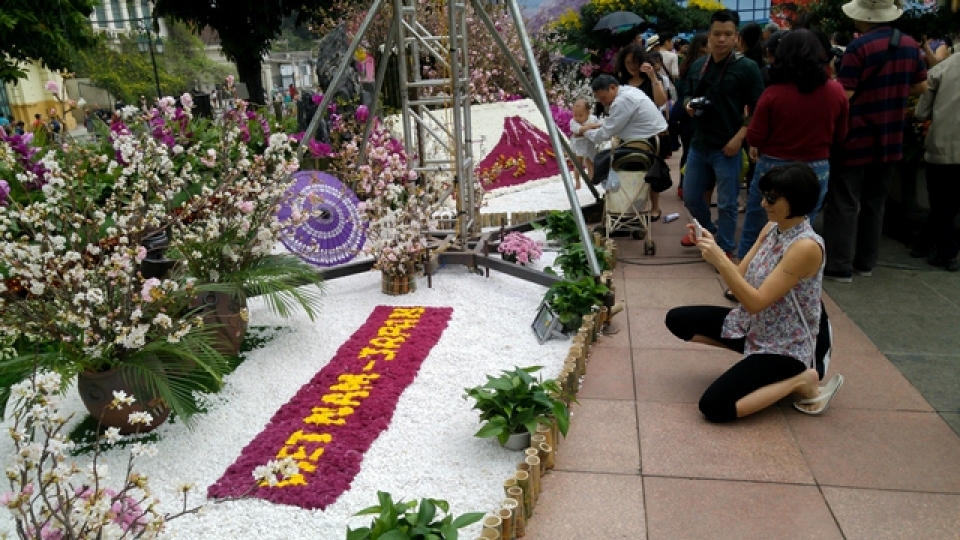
[235,52,266,105]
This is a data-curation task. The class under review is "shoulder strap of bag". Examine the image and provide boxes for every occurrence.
[849,28,901,104]
[789,290,815,351]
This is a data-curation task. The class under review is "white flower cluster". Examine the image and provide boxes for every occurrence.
[0,101,259,370]
[251,457,300,487]
[325,114,434,276]
[165,106,320,280]
[1,373,167,539]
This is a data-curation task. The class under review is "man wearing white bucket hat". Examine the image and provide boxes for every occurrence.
[822,0,928,282]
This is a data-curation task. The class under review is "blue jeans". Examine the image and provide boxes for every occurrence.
[683,147,741,253]
[737,156,830,259]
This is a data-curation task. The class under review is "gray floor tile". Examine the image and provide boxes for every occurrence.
[917,271,960,310]
[885,354,960,413]
[823,269,955,316]
[846,311,960,356]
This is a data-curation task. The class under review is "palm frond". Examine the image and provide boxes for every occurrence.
[224,254,326,321]
[123,325,230,427]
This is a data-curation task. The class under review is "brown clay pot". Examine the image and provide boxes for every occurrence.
[190,291,248,356]
[77,368,171,435]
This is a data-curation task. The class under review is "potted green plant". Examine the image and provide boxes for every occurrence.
[547,241,611,280]
[542,277,610,332]
[463,366,571,450]
[346,491,485,540]
[535,210,580,247]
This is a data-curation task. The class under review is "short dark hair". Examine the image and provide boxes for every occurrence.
[591,74,620,92]
[764,30,789,57]
[758,162,821,218]
[658,32,675,42]
[769,29,828,94]
[709,9,740,28]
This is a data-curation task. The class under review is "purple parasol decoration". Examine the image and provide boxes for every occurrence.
[277,170,366,267]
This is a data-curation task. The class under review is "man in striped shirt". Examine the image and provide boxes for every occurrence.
[822,0,927,282]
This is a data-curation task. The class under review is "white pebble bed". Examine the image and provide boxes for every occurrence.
[0,100,587,539]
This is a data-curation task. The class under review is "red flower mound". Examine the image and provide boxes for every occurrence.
[207,306,453,509]
[475,116,561,191]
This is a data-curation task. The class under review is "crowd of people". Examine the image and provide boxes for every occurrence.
[572,0,958,423]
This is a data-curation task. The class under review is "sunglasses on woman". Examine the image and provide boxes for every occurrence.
[762,192,781,205]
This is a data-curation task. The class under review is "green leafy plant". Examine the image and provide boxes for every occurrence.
[346,491,485,540]
[547,241,611,280]
[543,276,609,331]
[802,0,960,39]
[536,210,580,247]
[463,366,571,446]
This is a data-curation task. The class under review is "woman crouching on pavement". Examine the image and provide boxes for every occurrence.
[665,163,843,422]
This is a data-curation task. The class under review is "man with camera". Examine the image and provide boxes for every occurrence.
[679,9,765,256]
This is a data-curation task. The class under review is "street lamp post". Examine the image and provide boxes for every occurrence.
[137,23,164,101]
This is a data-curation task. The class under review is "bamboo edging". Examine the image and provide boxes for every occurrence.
[482,294,612,538]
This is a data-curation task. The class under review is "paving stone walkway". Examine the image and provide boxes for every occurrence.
[525,158,960,539]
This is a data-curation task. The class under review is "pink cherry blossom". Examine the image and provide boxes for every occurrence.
[141,278,161,302]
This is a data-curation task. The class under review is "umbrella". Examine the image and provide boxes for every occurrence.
[593,11,645,32]
[276,170,366,267]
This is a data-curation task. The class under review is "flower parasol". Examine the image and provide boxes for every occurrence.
[277,170,366,267]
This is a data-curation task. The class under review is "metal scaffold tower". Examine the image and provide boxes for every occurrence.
[297,0,603,284]
[393,0,477,248]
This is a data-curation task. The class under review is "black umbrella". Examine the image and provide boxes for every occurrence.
[593,11,645,32]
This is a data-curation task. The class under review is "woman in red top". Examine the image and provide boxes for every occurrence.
[737,29,849,260]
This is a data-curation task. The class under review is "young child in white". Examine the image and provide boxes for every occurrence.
[568,98,598,189]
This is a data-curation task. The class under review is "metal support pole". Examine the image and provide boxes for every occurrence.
[358,20,398,163]
[148,37,162,100]
[504,0,602,277]
[296,0,386,163]
[468,0,599,202]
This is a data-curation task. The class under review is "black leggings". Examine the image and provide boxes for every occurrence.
[665,306,808,423]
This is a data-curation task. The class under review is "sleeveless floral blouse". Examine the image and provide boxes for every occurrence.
[722,220,825,368]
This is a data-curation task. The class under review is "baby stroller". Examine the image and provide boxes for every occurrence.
[601,140,662,256]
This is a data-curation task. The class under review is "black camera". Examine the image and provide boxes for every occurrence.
[688,96,712,117]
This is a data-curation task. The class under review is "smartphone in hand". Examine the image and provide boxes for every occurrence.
[692,219,703,240]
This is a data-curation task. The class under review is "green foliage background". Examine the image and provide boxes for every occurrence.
[153,0,343,104]
[551,0,717,56]
[803,0,960,39]
[0,0,98,84]
[71,22,233,105]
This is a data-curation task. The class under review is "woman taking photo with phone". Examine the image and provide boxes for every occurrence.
[665,163,843,422]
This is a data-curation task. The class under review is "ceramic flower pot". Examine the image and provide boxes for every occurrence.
[190,291,249,356]
[503,431,531,451]
[77,368,170,435]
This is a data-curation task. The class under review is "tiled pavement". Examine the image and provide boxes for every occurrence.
[524,161,960,539]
